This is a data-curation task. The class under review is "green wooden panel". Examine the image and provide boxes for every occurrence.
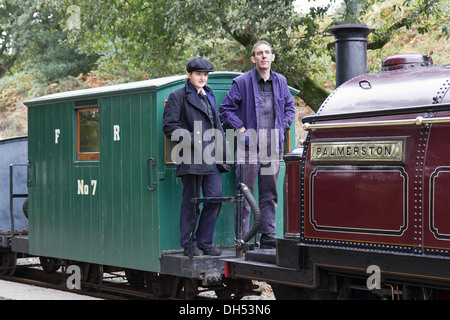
[72,165,101,262]
[156,84,185,253]
[28,102,75,257]
[99,93,160,270]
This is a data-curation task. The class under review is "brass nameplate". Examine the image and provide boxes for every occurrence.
[310,140,404,163]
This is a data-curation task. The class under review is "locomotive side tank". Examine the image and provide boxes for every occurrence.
[301,53,449,254]
[226,54,450,299]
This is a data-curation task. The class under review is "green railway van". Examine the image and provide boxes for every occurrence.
[24,72,298,273]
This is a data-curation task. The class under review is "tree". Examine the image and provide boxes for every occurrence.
[25,3,97,81]
[331,0,448,51]
[0,0,37,77]
[56,0,331,107]
[57,0,448,111]
[164,0,448,110]
[164,0,331,109]
[55,0,188,80]
[0,0,96,80]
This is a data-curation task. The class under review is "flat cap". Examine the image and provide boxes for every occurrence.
[186,57,214,73]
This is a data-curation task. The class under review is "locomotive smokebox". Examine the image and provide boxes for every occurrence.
[329,24,374,87]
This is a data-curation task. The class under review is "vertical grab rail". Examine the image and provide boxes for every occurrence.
[146,157,156,191]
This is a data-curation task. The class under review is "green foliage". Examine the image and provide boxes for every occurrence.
[0,0,448,138]
[26,5,97,81]
[54,0,188,80]
[0,0,37,77]
[56,0,447,110]
[0,0,96,81]
[53,1,327,82]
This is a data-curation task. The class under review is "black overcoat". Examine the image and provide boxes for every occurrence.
[162,80,230,176]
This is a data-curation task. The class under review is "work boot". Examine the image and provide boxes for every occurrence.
[260,233,276,249]
[201,247,222,256]
[184,246,204,256]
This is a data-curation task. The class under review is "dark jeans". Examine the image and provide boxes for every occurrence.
[180,166,222,249]
[236,157,280,235]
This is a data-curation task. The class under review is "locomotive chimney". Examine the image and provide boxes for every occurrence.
[329,24,374,87]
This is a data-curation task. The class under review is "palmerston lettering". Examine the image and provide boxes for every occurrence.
[310,140,404,163]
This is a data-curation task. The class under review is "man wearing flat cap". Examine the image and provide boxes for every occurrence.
[162,57,229,256]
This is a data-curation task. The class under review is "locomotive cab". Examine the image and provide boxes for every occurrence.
[226,53,450,299]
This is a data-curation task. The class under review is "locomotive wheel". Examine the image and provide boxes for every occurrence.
[0,252,17,276]
[125,269,146,289]
[82,263,103,285]
[22,199,28,219]
[39,256,62,273]
[178,278,198,299]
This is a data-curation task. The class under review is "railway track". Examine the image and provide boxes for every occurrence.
[2,257,268,300]
[0,257,160,300]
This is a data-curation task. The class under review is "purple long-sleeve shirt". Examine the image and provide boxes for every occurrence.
[219,68,296,152]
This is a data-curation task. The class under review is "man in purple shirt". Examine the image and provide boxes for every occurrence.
[220,41,296,248]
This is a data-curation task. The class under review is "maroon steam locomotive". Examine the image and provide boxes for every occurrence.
[225,26,450,299]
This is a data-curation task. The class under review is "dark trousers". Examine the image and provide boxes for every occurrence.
[180,166,222,249]
[236,158,280,235]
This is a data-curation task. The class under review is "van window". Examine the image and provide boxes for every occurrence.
[77,107,99,160]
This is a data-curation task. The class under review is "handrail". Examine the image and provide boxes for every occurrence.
[303,116,450,131]
[10,163,28,239]
[146,157,156,191]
